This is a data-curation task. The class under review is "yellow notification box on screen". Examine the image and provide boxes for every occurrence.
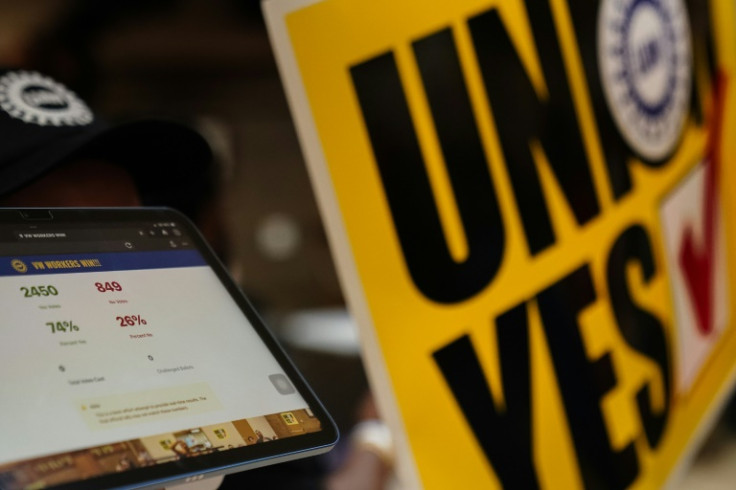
[78,383,222,431]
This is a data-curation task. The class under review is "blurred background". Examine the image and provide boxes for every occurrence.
[0,0,734,487]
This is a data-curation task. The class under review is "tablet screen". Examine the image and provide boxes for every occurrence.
[0,208,337,489]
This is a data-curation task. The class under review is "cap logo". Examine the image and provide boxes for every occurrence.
[22,85,69,111]
[0,71,93,126]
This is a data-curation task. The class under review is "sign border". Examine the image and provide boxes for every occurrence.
[263,0,423,488]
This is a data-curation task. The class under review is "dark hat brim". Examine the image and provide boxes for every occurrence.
[0,118,212,206]
[76,119,214,204]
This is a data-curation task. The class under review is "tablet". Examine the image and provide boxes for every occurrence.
[0,208,338,489]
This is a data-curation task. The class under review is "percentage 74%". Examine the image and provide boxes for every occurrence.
[47,321,79,334]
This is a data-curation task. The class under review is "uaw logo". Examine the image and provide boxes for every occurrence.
[598,0,692,161]
[11,259,27,274]
[0,71,93,126]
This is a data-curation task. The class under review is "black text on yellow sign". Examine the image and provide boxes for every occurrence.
[348,1,716,488]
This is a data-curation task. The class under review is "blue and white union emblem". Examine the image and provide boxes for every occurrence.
[598,0,692,161]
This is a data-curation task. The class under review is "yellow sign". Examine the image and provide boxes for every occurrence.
[264,0,736,488]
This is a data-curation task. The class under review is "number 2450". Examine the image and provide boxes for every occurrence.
[20,286,59,297]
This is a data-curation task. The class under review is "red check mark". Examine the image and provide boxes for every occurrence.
[678,72,727,335]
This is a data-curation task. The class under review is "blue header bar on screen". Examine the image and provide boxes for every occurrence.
[0,250,206,276]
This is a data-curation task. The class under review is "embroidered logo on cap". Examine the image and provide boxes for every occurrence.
[598,0,692,161]
[0,71,93,126]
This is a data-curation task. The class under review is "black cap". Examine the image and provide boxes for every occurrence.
[0,69,212,208]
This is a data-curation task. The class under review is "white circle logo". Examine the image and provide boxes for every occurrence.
[0,71,93,126]
[598,0,691,161]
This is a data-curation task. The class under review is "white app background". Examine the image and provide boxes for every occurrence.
[0,263,307,463]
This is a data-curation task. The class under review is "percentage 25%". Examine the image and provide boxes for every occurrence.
[117,315,148,327]
[47,321,79,334]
